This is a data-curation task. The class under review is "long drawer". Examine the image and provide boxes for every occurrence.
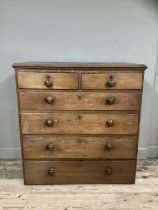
[24,160,136,184]
[21,112,139,135]
[19,91,141,111]
[23,135,137,160]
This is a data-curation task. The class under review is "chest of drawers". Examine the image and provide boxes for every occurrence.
[13,62,147,184]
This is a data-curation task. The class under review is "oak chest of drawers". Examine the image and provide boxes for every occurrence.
[13,62,147,184]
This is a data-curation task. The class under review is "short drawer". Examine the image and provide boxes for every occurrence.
[19,91,141,111]
[17,72,78,89]
[21,112,139,135]
[24,160,136,184]
[23,135,137,160]
[82,72,143,89]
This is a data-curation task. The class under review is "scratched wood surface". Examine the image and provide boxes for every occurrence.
[0,159,158,210]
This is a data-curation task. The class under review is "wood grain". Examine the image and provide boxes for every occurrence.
[21,112,139,135]
[23,135,137,160]
[17,72,78,89]
[82,72,143,89]
[19,91,141,111]
[24,160,136,184]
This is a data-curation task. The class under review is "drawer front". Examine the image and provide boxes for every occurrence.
[19,91,141,111]
[23,135,137,160]
[24,160,136,184]
[82,72,143,89]
[17,72,78,89]
[21,112,138,134]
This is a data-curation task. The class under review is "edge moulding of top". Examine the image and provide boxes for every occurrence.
[12,62,147,70]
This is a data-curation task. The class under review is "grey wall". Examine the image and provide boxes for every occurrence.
[0,0,158,159]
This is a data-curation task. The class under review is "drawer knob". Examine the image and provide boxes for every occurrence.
[107,75,115,87]
[106,119,114,127]
[105,167,112,175]
[48,168,55,176]
[47,143,54,151]
[45,96,55,104]
[44,75,53,88]
[106,97,115,105]
[106,144,113,150]
[46,119,54,127]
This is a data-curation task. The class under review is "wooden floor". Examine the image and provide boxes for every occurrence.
[0,160,158,210]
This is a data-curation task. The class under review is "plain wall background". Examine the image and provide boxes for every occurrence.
[0,0,158,159]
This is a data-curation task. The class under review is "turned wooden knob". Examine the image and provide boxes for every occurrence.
[45,96,55,104]
[107,75,116,87]
[106,97,115,105]
[48,168,55,175]
[106,119,114,127]
[105,167,112,175]
[47,143,54,151]
[44,75,53,88]
[46,119,54,127]
[106,144,113,150]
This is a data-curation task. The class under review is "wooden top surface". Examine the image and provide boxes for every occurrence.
[13,62,147,70]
